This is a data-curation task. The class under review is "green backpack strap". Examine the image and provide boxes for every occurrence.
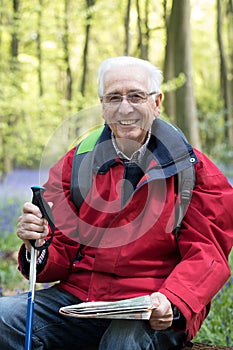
[70,126,104,209]
[76,127,104,155]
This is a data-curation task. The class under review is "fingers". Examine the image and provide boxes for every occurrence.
[17,202,49,244]
[149,292,173,330]
[149,311,173,330]
[22,202,42,216]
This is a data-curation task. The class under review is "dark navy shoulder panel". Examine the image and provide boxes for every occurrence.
[146,118,198,180]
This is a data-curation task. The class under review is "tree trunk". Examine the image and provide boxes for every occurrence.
[2,0,21,175]
[226,0,233,147]
[124,0,131,56]
[163,0,176,120]
[136,0,143,57]
[170,0,201,148]
[217,0,230,141]
[11,0,19,61]
[135,0,149,60]
[143,0,150,60]
[80,0,95,96]
[37,0,43,97]
[63,0,72,101]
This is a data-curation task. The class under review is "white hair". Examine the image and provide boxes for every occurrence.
[97,56,163,97]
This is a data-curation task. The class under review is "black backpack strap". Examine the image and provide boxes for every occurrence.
[174,166,196,240]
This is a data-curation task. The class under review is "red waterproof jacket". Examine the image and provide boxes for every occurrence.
[18,120,233,341]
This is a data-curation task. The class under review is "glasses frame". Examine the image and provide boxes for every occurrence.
[101,91,158,106]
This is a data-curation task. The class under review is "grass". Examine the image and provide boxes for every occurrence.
[0,197,30,295]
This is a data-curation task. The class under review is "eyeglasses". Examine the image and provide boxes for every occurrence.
[101,91,158,106]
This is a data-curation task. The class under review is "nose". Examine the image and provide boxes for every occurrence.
[118,96,134,114]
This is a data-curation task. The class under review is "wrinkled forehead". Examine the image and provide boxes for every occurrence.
[103,64,150,93]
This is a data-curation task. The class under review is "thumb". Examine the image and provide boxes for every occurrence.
[150,293,160,308]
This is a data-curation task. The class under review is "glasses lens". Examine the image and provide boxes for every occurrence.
[102,91,149,105]
[103,94,122,104]
[127,91,147,104]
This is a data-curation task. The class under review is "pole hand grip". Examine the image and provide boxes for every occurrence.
[30,186,55,251]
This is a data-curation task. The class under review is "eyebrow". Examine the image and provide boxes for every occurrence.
[105,89,147,95]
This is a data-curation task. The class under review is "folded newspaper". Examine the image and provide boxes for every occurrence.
[59,295,155,320]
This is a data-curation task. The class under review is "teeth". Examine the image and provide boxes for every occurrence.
[119,120,137,125]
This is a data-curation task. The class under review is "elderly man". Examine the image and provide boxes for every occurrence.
[0,56,232,350]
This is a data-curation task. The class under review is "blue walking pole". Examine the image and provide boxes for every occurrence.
[24,186,55,350]
[24,238,37,350]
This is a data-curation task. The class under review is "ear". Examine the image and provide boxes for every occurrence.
[154,93,162,116]
[101,100,107,122]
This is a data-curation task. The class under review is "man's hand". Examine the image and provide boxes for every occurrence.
[149,292,173,330]
[17,202,50,252]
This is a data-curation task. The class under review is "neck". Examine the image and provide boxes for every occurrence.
[115,135,147,158]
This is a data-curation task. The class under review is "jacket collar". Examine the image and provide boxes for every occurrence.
[92,118,198,179]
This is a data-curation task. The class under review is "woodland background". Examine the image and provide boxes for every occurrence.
[0,0,233,178]
[0,1,233,346]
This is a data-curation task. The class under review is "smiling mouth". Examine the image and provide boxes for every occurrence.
[118,119,139,125]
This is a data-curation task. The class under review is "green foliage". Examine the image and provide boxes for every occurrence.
[162,73,187,93]
[0,0,232,170]
[0,196,49,294]
[0,198,22,238]
[0,261,24,294]
[0,198,26,293]
[0,246,26,293]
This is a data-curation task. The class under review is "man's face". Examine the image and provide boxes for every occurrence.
[101,65,162,149]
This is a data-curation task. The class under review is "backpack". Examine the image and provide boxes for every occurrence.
[70,123,196,240]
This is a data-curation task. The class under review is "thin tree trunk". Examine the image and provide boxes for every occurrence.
[124,0,131,56]
[163,0,176,120]
[136,0,149,59]
[143,0,150,60]
[63,0,72,101]
[226,0,233,146]
[136,0,143,57]
[37,0,43,97]
[80,0,95,96]
[11,0,19,61]
[217,0,229,141]
[4,0,21,174]
[0,0,20,179]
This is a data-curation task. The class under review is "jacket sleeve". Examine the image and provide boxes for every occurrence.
[18,147,81,282]
[159,149,233,338]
